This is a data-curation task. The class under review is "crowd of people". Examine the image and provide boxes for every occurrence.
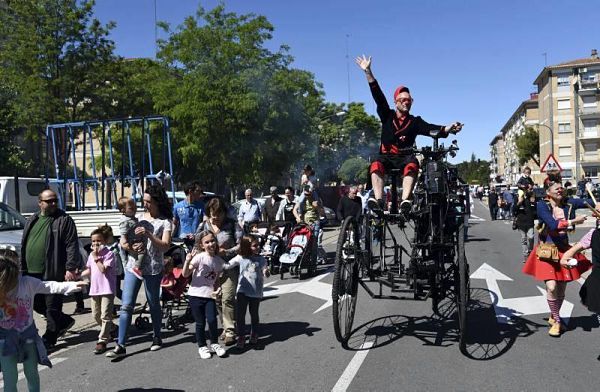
[1,169,352,390]
[479,166,600,338]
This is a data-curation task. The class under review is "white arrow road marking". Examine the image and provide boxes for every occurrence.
[331,341,374,392]
[0,357,68,388]
[469,214,485,222]
[470,263,573,324]
[264,270,333,313]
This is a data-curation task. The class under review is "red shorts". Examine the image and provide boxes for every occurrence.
[369,154,419,177]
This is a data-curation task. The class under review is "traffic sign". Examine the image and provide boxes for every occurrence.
[540,153,563,173]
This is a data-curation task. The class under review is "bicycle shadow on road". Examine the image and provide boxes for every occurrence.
[342,288,545,361]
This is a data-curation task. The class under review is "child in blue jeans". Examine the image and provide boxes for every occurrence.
[224,235,270,348]
[0,249,85,392]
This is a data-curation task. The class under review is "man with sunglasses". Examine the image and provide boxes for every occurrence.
[20,189,81,349]
[355,55,463,215]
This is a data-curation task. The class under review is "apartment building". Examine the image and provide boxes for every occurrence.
[498,95,541,185]
[533,49,600,181]
[489,133,505,183]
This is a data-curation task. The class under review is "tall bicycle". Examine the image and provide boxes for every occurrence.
[331,130,470,352]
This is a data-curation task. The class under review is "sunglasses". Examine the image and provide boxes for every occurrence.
[41,198,58,204]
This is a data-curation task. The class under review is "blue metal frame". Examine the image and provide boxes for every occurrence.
[45,115,176,210]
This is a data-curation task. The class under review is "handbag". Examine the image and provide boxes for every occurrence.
[536,242,559,262]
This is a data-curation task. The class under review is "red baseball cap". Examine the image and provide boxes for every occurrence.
[393,85,410,101]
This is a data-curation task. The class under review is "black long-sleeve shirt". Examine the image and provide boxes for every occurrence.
[337,196,362,221]
[369,80,447,154]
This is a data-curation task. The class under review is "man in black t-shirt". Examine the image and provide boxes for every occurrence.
[356,55,463,214]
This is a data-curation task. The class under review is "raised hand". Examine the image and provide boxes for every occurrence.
[355,55,372,72]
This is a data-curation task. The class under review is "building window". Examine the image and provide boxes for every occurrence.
[562,169,573,179]
[583,120,598,132]
[584,143,597,158]
[585,166,600,177]
[581,72,597,83]
[557,75,570,91]
[558,146,571,156]
[558,123,571,133]
[557,99,570,110]
[582,96,597,108]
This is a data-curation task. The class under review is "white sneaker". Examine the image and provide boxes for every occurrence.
[210,343,226,357]
[198,346,211,359]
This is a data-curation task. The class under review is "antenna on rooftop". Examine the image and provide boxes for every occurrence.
[542,52,547,66]
[345,34,351,103]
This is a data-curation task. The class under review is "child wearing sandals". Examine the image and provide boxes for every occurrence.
[561,227,600,329]
[0,249,86,392]
[182,230,226,359]
[224,235,270,349]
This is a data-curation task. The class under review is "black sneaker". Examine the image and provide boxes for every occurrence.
[57,317,76,338]
[367,197,384,217]
[400,200,412,214]
[106,344,126,358]
[150,337,162,351]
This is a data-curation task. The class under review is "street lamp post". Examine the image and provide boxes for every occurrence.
[536,123,554,157]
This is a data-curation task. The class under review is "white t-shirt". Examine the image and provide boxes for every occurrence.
[0,276,80,332]
[187,252,224,298]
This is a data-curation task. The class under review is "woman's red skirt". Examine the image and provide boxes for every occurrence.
[522,244,591,281]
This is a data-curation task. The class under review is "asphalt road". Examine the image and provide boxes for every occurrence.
[5,200,600,391]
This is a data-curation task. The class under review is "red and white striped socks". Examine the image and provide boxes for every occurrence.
[547,298,563,324]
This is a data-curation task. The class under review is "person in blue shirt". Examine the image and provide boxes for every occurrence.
[237,188,261,233]
[173,181,204,248]
[501,188,515,219]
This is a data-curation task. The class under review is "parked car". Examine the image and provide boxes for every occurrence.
[0,202,27,256]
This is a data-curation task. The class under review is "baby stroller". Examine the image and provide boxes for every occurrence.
[279,222,317,279]
[160,266,190,330]
[249,221,290,274]
[134,244,190,331]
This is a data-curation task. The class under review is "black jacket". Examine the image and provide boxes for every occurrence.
[513,197,537,230]
[20,209,81,281]
[488,192,498,207]
[337,196,362,221]
[263,196,282,224]
[369,80,446,154]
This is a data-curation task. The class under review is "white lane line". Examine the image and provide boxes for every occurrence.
[0,357,68,388]
[331,341,374,392]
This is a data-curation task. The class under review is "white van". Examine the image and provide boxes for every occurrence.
[0,177,59,214]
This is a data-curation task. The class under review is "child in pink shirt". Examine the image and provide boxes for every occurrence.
[81,227,117,354]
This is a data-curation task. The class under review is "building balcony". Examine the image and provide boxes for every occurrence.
[581,153,600,162]
[579,107,600,119]
[579,78,599,92]
[580,129,600,140]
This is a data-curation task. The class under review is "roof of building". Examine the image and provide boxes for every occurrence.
[499,97,538,135]
[489,133,503,146]
[533,50,600,85]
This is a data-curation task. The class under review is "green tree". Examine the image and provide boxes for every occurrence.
[457,153,490,185]
[515,126,540,166]
[337,157,369,184]
[152,5,323,193]
[317,102,379,182]
[0,0,119,138]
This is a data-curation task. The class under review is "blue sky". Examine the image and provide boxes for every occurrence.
[93,0,599,162]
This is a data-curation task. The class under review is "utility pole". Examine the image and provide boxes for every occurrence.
[345,34,351,103]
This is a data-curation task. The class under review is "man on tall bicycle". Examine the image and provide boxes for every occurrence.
[355,55,463,214]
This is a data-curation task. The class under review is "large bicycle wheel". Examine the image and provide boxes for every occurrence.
[332,216,360,343]
[455,223,469,351]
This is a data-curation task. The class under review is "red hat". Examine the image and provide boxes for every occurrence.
[393,85,410,101]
